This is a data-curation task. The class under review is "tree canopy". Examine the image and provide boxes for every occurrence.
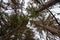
[0,0,60,40]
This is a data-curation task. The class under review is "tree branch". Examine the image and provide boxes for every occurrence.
[35,0,58,12]
[47,9,60,25]
[31,20,60,37]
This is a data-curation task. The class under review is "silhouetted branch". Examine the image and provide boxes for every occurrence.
[47,9,60,25]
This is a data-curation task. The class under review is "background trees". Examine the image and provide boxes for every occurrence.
[0,0,60,40]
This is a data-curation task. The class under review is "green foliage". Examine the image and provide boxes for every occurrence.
[1,12,35,40]
[24,29,35,40]
[0,0,60,40]
[26,0,60,38]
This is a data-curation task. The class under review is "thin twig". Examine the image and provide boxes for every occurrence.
[47,9,60,25]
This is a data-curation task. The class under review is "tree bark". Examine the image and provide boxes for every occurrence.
[36,0,58,12]
[32,21,60,37]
